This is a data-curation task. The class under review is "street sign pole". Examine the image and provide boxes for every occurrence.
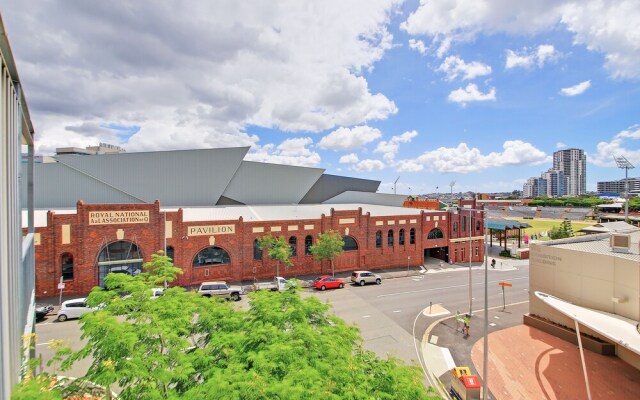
[58,276,65,306]
[498,282,512,311]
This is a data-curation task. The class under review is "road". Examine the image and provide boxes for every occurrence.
[35,262,530,389]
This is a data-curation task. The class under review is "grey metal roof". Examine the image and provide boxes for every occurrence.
[323,191,407,207]
[540,231,640,262]
[300,174,380,204]
[180,203,425,222]
[53,147,248,207]
[486,218,531,231]
[23,163,144,208]
[221,161,324,205]
[579,221,640,234]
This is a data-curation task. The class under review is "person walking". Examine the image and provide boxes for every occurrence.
[491,258,496,269]
[463,315,470,336]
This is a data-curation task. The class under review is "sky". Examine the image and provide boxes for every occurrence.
[3,0,640,195]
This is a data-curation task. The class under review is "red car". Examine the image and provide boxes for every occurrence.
[313,275,345,291]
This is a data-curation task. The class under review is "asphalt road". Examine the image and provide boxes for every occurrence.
[34,262,530,390]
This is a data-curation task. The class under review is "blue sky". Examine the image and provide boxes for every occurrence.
[4,0,639,194]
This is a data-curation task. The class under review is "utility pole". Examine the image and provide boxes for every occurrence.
[614,156,635,223]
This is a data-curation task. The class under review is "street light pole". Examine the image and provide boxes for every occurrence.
[468,209,473,316]
[482,210,489,399]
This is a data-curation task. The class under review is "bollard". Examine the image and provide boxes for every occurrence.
[429,301,432,313]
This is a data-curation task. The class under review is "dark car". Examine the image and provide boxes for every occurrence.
[35,303,54,321]
[313,276,345,291]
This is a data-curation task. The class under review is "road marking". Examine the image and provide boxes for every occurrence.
[489,323,497,327]
[494,316,500,319]
[362,315,371,318]
[35,343,49,347]
[377,276,528,298]
[393,310,402,313]
[429,335,439,344]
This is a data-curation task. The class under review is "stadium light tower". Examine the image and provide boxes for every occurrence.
[449,181,456,205]
[614,156,635,223]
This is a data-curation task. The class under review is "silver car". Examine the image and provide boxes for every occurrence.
[351,271,382,286]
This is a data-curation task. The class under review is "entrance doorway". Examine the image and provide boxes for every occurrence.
[97,241,144,287]
[424,246,448,264]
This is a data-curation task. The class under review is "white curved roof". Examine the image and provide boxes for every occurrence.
[535,291,640,356]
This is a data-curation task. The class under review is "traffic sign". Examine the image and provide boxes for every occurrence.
[57,282,66,290]
[498,281,512,287]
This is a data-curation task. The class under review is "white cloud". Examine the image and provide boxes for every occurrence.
[339,153,359,163]
[3,0,401,154]
[560,80,592,96]
[505,44,559,69]
[245,137,321,167]
[402,0,640,79]
[413,140,548,173]
[447,84,496,105]
[353,159,386,172]
[556,142,567,148]
[395,159,424,172]
[590,125,640,167]
[374,130,418,161]
[408,39,428,55]
[318,125,382,150]
[437,56,492,80]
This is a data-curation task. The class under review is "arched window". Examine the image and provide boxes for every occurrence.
[193,246,231,267]
[343,236,358,251]
[375,231,382,248]
[476,219,481,231]
[61,253,74,281]
[410,228,416,244]
[165,246,174,263]
[399,229,405,245]
[289,236,297,257]
[97,241,144,287]
[453,222,458,233]
[253,239,262,261]
[305,235,313,255]
[387,230,394,247]
[427,228,444,239]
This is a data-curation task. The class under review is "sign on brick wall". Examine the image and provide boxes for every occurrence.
[187,224,236,236]
[89,210,150,225]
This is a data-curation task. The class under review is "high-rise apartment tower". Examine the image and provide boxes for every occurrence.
[553,148,586,196]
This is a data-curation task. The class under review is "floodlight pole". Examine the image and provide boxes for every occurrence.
[614,156,635,223]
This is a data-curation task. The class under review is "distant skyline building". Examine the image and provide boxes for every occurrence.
[523,177,546,198]
[553,148,586,196]
[542,168,565,197]
[597,177,640,195]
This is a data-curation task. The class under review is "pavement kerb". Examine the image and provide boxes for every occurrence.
[420,300,530,400]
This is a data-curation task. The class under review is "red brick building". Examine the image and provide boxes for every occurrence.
[31,198,485,298]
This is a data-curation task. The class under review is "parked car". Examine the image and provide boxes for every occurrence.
[313,276,345,291]
[56,298,96,322]
[351,271,382,286]
[198,281,244,301]
[253,277,290,292]
[35,303,53,321]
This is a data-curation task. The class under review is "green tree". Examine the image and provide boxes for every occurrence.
[139,249,183,288]
[19,258,440,399]
[548,219,573,239]
[310,230,344,277]
[257,234,293,278]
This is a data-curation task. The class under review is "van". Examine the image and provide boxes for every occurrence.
[56,298,96,322]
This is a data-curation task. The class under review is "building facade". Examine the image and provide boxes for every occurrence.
[523,177,546,198]
[553,148,586,196]
[529,230,640,370]
[542,168,565,197]
[30,199,485,298]
[597,177,640,195]
[0,13,36,398]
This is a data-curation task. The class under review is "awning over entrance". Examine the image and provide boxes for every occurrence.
[535,291,640,356]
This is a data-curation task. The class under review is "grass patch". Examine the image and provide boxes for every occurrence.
[512,218,594,240]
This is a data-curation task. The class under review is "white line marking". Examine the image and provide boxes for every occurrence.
[393,310,402,313]
[489,323,497,327]
[362,315,371,318]
[35,343,49,347]
[377,277,528,298]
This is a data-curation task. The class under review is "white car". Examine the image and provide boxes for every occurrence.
[56,298,96,322]
[351,271,382,286]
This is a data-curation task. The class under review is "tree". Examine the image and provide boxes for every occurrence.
[548,219,573,240]
[139,250,183,288]
[18,254,440,399]
[310,230,344,277]
[257,234,293,278]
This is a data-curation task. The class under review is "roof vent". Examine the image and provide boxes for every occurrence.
[610,233,630,253]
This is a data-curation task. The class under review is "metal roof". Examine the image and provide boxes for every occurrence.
[180,203,425,222]
[539,231,640,262]
[535,291,640,356]
[485,218,531,231]
[323,191,407,207]
[221,161,324,205]
[579,221,640,234]
[300,174,380,204]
